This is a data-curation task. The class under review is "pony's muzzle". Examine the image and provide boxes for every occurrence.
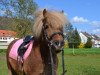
[53,40,64,50]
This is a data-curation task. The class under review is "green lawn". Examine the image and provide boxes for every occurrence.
[0,48,100,75]
[64,48,100,55]
[0,50,8,75]
[57,48,100,75]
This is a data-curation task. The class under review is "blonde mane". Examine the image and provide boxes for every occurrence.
[32,9,69,38]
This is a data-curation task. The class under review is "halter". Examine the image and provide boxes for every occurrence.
[42,19,67,75]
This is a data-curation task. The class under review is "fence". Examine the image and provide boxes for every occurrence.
[0,42,10,49]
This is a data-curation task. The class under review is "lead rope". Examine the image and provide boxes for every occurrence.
[43,25,55,75]
[61,48,67,75]
[48,44,55,75]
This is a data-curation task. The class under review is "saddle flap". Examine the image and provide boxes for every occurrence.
[9,39,33,61]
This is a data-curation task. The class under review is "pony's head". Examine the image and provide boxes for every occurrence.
[33,9,69,52]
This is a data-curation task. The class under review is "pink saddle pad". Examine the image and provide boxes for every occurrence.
[9,39,33,61]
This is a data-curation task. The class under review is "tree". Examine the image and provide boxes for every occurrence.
[84,37,92,48]
[64,22,74,40]
[64,22,73,32]
[0,17,12,30]
[0,0,38,37]
[67,28,81,48]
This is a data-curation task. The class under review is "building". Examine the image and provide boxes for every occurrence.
[0,30,17,49]
[91,34,100,48]
[79,32,100,48]
[79,32,88,44]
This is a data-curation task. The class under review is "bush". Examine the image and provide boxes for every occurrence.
[64,41,69,48]
[84,37,92,48]
[78,43,84,48]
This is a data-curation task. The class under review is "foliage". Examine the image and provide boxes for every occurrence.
[84,37,92,48]
[64,22,73,40]
[64,23,81,48]
[0,0,38,19]
[67,28,81,48]
[0,0,38,38]
[0,49,6,53]
[78,42,84,48]
[64,23,73,33]
[0,17,12,30]
[64,40,69,48]
[11,18,33,37]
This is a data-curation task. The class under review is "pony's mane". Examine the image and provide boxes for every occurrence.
[33,9,69,38]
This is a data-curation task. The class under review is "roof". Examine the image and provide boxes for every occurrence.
[81,32,100,41]
[92,34,100,40]
[81,32,91,38]
[0,30,16,37]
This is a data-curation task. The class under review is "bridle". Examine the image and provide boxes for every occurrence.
[42,18,64,47]
[42,19,67,75]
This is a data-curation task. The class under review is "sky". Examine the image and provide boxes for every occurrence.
[34,0,100,35]
[0,0,100,35]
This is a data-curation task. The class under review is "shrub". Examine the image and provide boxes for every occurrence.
[84,37,92,48]
[64,40,69,48]
[78,43,84,48]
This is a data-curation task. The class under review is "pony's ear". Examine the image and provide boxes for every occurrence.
[61,10,64,13]
[43,9,47,17]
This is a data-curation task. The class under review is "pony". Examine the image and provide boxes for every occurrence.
[6,9,69,75]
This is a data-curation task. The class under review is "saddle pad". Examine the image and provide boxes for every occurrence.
[9,39,33,61]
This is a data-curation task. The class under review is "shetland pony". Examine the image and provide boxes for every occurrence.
[6,9,69,75]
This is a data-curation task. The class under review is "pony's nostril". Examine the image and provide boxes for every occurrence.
[54,41,64,47]
[53,40,64,49]
[54,41,59,46]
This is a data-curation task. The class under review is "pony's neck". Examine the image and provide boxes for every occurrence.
[34,37,57,74]
[41,39,57,72]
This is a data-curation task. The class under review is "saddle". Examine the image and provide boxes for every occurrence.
[9,35,33,62]
[18,35,33,59]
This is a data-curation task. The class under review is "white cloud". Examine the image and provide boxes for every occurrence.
[71,16,89,24]
[70,16,100,34]
[71,16,100,28]
[78,29,82,32]
[0,10,5,15]
[90,21,100,27]
[92,29,100,33]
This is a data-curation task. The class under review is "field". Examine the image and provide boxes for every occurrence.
[0,48,100,75]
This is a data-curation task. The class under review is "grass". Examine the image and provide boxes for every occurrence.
[64,48,100,55]
[0,50,8,75]
[0,48,100,75]
[58,54,100,75]
[57,48,100,75]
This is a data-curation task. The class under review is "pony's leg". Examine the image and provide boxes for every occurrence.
[7,59,13,75]
[7,63,17,75]
[7,58,18,75]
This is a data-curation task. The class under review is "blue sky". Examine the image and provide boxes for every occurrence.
[0,0,100,35]
[34,0,100,35]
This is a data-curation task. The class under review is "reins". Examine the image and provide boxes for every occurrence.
[43,23,56,75]
[61,48,67,75]
[48,43,55,75]
[48,41,67,75]
[43,23,67,75]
